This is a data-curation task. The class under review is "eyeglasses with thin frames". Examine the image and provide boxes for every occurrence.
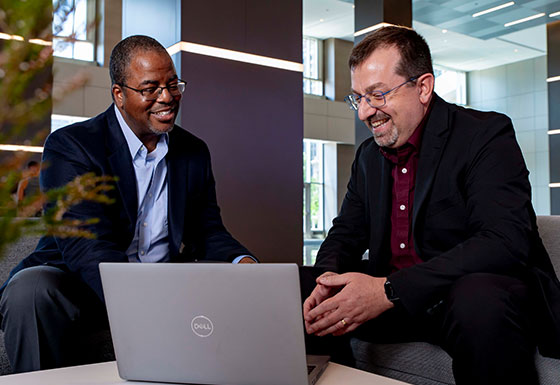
[120,80,187,101]
[344,76,418,111]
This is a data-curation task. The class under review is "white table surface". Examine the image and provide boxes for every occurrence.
[0,361,409,385]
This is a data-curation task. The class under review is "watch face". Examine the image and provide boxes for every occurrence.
[384,281,399,302]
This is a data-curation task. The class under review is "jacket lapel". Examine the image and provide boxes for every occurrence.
[166,127,187,257]
[412,95,451,235]
[105,106,138,229]
[368,145,393,271]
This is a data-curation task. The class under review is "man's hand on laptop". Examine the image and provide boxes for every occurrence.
[304,273,393,337]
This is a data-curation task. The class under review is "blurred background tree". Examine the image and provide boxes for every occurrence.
[0,0,113,256]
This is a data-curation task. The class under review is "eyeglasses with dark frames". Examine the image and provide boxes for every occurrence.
[344,76,418,111]
[120,80,187,101]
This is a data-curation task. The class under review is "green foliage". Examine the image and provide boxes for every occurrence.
[0,0,115,256]
[0,0,54,142]
[42,173,116,239]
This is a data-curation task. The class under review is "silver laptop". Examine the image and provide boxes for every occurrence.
[99,263,329,385]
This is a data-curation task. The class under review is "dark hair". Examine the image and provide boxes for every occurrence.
[348,25,433,79]
[109,35,168,86]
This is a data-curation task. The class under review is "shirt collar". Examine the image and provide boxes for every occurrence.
[114,104,169,161]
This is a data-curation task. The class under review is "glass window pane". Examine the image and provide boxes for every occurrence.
[434,66,466,105]
[310,79,323,96]
[310,142,323,183]
[303,141,310,182]
[303,37,312,78]
[53,37,73,59]
[53,0,94,62]
[74,40,94,61]
[302,37,323,96]
[303,239,323,266]
[53,0,75,37]
[310,183,324,231]
[308,39,318,79]
[303,37,319,80]
[303,78,311,95]
[303,139,325,239]
[74,0,87,40]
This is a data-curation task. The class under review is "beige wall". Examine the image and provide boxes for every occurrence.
[324,38,353,102]
[53,60,112,117]
[468,56,549,215]
[303,96,356,225]
[304,96,354,144]
[98,0,122,67]
[52,0,122,118]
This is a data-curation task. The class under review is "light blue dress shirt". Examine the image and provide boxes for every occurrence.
[115,106,253,264]
[115,106,169,263]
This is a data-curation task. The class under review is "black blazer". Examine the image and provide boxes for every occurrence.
[5,106,251,300]
[315,94,560,357]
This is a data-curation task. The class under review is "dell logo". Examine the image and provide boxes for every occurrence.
[194,323,212,330]
[191,315,214,337]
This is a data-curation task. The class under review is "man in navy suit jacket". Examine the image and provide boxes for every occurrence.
[0,35,253,373]
[302,26,560,385]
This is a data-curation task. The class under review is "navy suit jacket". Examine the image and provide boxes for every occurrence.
[5,106,251,300]
[315,94,560,357]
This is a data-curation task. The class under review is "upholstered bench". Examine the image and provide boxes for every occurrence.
[351,216,560,384]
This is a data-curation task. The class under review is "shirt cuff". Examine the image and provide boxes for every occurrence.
[232,255,257,264]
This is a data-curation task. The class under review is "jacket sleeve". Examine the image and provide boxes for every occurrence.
[41,130,128,301]
[389,114,535,316]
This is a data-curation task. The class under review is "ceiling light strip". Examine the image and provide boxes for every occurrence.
[0,144,43,153]
[550,11,560,18]
[504,13,546,27]
[472,2,515,18]
[29,38,52,46]
[547,76,560,83]
[0,33,52,46]
[0,33,24,41]
[548,129,560,135]
[550,183,560,188]
[354,23,393,37]
[167,42,303,73]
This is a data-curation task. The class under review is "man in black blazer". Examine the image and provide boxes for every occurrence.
[0,35,254,373]
[303,26,560,385]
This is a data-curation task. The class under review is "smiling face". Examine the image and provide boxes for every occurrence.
[351,45,433,149]
[112,49,181,150]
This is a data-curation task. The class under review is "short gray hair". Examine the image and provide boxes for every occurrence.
[349,25,433,79]
[109,35,168,86]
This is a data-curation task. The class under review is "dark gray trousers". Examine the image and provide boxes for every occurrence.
[300,267,538,385]
[0,266,109,373]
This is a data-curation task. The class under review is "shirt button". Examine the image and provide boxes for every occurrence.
[399,243,406,249]
[401,168,408,174]
[143,222,147,227]
[399,205,406,211]
[140,250,145,256]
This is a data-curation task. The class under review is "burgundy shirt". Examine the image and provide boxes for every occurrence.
[380,97,434,272]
